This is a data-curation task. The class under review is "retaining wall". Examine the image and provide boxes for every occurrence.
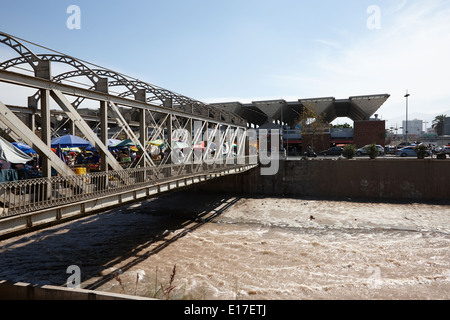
[192,159,450,201]
[0,280,152,300]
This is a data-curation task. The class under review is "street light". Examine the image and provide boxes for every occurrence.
[404,90,410,145]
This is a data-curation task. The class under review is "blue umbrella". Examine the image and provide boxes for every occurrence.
[51,135,90,148]
[12,142,36,154]
[86,145,97,152]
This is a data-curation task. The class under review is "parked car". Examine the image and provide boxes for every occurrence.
[320,147,344,156]
[395,146,431,157]
[356,145,385,156]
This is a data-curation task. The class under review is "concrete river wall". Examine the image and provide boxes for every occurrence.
[193,159,450,201]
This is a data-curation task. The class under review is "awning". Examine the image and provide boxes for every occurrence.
[51,135,91,148]
[0,137,33,164]
[12,142,36,154]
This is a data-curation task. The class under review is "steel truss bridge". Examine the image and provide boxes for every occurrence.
[0,32,257,238]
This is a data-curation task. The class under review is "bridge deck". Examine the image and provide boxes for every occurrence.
[0,161,257,239]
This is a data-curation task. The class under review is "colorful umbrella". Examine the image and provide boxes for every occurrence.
[51,135,90,148]
[148,139,165,146]
[172,141,190,149]
[110,139,136,148]
[12,142,36,154]
[62,147,82,153]
[193,141,206,150]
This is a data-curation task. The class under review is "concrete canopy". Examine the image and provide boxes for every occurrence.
[211,94,390,127]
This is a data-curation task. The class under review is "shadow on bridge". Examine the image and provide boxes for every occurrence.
[0,191,240,290]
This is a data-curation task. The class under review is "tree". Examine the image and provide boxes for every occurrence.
[332,123,352,129]
[295,104,330,151]
[432,114,447,136]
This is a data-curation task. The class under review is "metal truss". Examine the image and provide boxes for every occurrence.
[0,32,244,125]
[0,32,249,183]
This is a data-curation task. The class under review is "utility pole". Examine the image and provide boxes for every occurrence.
[404,90,410,145]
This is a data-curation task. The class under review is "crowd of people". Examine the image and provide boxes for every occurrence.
[0,147,145,181]
[63,148,142,168]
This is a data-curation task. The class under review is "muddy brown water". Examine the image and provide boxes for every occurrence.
[1,192,449,300]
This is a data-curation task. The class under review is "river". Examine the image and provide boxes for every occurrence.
[0,192,449,300]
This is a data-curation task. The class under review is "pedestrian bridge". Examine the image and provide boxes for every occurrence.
[0,160,256,239]
[0,32,258,239]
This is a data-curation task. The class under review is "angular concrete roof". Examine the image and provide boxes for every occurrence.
[211,94,390,126]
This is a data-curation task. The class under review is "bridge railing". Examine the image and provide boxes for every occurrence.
[0,156,256,218]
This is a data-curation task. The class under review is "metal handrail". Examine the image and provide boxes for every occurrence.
[0,156,256,218]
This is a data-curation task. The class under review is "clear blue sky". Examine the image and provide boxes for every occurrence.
[1,0,450,126]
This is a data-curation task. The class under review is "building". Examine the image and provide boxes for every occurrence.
[402,119,423,137]
[211,94,390,152]
[444,117,450,135]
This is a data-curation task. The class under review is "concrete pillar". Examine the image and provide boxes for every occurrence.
[39,88,52,202]
[40,92,51,180]
[96,78,109,172]
[135,90,147,167]
[99,101,108,171]
[33,61,52,180]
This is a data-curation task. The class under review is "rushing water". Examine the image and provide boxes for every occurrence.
[1,192,449,300]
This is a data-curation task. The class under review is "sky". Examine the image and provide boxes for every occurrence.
[1,0,449,128]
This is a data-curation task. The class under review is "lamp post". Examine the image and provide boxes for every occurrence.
[404,90,410,145]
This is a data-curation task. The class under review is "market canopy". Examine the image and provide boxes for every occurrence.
[109,139,140,152]
[148,139,165,146]
[51,135,91,148]
[108,139,122,146]
[12,142,36,154]
[172,141,190,149]
[62,147,82,153]
[110,139,135,148]
[0,137,33,164]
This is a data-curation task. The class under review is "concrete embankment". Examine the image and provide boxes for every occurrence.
[0,280,152,300]
[192,159,450,201]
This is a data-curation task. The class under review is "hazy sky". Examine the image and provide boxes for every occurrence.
[1,0,449,126]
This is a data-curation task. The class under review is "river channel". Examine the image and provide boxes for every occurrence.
[1,192,449,300]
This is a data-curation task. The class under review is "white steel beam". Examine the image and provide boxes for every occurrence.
[0,100,75,177]
[49,89,124,172]
[0,70,247,128]
[108,101,155,167]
